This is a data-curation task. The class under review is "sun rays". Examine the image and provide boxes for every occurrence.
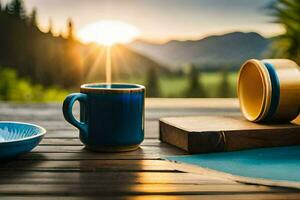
[78,20,140,46]
[77,20,141,83]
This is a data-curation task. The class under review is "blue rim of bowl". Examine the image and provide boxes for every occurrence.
[80,83,145,94]
[0,121,46,144]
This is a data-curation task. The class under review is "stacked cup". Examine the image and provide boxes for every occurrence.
[238,59,300,123]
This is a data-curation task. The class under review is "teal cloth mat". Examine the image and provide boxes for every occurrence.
[167,146,300,182]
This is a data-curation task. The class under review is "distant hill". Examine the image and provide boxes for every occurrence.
[129,32,271,70]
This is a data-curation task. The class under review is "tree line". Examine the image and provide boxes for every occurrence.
[0,0,83,88]
[0,0,299,99]
[0,0,168,91]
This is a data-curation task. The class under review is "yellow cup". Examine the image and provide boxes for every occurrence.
[237,59,300,122]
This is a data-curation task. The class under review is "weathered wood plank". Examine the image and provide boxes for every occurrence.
[0,108,240,122]
[18,152,174,160]
[13,120,159,138]
[160,116,300,153]
[0,160,178,172]
[0,99,241,121]
[32,144,182,154]
[0,120,157,138]
[0,183,296,195]
[0,171,235,184]
[43,130,158,139]
[0,98,240,111]
[40,138,161,146]
[0,99,298,199]
[18,153,158,160]
[17,145,186,160]
[17,139,187,160]
[1,194,300,200]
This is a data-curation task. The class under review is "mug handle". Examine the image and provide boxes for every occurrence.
[63,93,88,137]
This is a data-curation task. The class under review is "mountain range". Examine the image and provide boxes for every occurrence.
[129,32,271,70]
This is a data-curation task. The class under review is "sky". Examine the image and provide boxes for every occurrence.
[1,0,283,43]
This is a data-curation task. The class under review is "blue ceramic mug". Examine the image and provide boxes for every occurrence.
[62,83,145,152]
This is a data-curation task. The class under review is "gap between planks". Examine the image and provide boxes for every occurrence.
[1,194,300,200]
[0,183,296,196]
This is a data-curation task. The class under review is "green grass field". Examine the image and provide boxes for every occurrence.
[0,68,69,102]
[0,67,238,102]
[126,72,238,98]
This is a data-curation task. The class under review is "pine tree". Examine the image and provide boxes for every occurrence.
[270,0,300,64]
[48,18,53,35]
[58,29,65,38]
[5,4,9,14]
[8,0,26,19]
[29,8,38,28]
[67,18,74,40]
[0,1,3,17]
[218,69,231,98]
[185,64,206,97]
[146,68,160,97]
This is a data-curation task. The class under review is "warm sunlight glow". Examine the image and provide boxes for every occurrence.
[78,20,140,46]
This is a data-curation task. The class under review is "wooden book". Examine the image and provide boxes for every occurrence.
[159,116,300,154]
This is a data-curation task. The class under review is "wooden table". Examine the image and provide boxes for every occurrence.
[0,98,299,199]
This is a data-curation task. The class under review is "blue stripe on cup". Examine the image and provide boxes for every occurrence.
[262,61,280,122]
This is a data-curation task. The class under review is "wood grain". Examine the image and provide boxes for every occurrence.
[1,194,300,200]
[160,115,300,153]
[0,99,299,199]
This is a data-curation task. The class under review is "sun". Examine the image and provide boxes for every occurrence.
[78,20,140,46]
